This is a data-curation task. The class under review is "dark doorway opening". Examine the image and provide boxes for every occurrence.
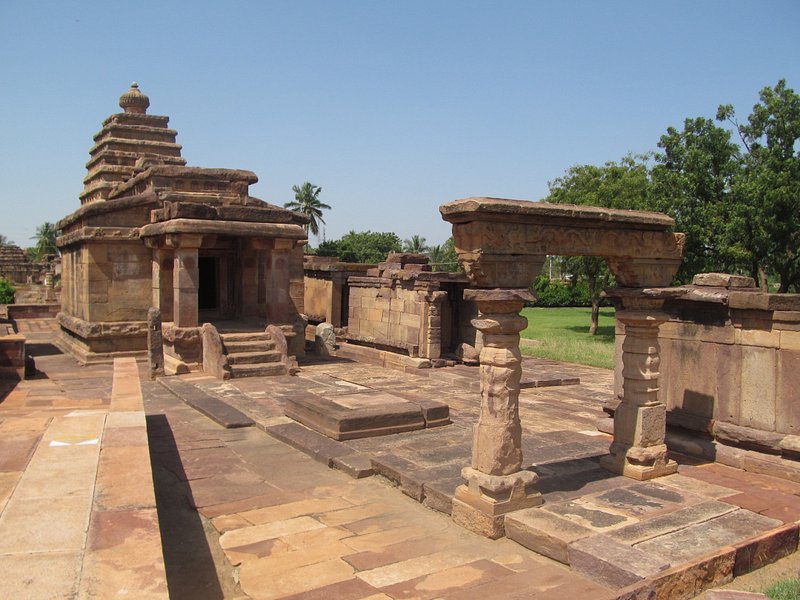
[198,256,218,310]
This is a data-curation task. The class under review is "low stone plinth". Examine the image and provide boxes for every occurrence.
[284,390,449,440]
[0,326,25,380]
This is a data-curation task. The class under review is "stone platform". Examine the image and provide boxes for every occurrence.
[5,318,800,599]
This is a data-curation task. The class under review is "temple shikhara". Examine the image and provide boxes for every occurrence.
[56,84,308,373]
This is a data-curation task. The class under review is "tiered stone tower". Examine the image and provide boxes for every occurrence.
[79,83,187,205]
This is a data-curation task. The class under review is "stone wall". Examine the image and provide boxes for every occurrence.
[303,256,372,327]
[613,275,800,461]
[345,253,471,359]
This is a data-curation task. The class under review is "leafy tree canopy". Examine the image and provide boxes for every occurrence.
[314,230,401,264]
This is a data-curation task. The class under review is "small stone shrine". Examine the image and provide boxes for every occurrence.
[56,84,308,373]
[345,253,478,361]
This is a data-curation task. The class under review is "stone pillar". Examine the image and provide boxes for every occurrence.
[147,307,164,379]
[171,235,202,328]
[451,288,543,539]
[420,290,446,359]
[600,291,678,480]
[152,248,174,322]
[266,240,292,323]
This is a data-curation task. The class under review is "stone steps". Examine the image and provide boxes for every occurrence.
[227,350,282,365]
[219,331,285,378]
[230,362,287,378]
[222,339,276,353]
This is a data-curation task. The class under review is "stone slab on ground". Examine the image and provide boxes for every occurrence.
[569,534,671,589]
[505,508,594,564]
[635,510,784,565]
[264,421,359,467]
[284,390,428,440]
[158,376,255,428]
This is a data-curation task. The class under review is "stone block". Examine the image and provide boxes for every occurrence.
[693,273,755,288]
[283,392,426,441]
[739,346,777,431]
[738,328,780,348]
[650,547,736,600]
[635,509,782,566]
[716,344,742,425]
[608,500,737,545]
[568,534,669,589]
[733,522,799,576]
[776,350,800,434]
[613,403,666,448]
[713,421,783,453]
[505,508,593,564]
[451,497,505,539]
[781,330,800,350]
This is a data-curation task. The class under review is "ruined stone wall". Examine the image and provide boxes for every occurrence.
[305,276,334,323]
[347,277,427,356]
[303,258,372,327]
[614,281,800,460]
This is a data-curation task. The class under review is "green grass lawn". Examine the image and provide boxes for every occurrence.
[519,306,616,370]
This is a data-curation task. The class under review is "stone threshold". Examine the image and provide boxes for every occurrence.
[157,376,255,428]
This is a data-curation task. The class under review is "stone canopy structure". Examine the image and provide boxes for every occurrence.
[440,197,686,538]
[57,84,308,370]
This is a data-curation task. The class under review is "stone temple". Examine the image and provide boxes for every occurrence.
[56,84,308,373]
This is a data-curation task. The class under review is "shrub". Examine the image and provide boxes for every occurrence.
[0,278,15,304]
[532,275,597,307]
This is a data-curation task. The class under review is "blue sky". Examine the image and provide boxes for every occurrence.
[1,1,797,248]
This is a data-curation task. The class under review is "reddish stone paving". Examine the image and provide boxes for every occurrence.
[3,319,800,598]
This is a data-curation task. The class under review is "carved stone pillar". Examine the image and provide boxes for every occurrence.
[152,247,174,322]
[266,239,293,323]
[420,290,447,359]
[451,288,543,539]
[171,234,202,328]
[600,290,678,480]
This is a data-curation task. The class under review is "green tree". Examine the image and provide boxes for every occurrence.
[0,235,8,246]
[334,231,402,263]
[546,155,653,334]
[428,237,461,273]
[284,182,331,237]
[718,80,800,292]
[651,117,743,283]
[30,222,58,260]
[0,278,15,304]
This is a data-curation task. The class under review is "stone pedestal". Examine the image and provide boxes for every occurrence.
[601,293,677,480]
[451,288,543,538]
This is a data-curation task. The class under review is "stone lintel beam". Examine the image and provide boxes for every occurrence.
[452,287,543,538]
[600,287,681,480]
[57,226,140,248]
[440,197,685,288]
[139,218,307,243]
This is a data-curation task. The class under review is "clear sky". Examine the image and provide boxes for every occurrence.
[0,1,797,249]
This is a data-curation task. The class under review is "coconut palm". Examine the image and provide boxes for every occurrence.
[30,222,58,260]
[284,182,331,237]
[402,235,429,254]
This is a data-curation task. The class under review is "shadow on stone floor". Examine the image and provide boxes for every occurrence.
[146,414,227,600]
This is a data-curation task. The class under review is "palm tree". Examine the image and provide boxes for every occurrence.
[402,235,429,254]
[284,182,331,237]
[30,222,58,260]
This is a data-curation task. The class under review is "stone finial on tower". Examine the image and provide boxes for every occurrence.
[119,82,150,114]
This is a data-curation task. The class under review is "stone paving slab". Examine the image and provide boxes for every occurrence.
[6,325,800,598]
[158,376,255,428]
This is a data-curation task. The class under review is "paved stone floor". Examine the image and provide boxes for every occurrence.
[3,318,800,599]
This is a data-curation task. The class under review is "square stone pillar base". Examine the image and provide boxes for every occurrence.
[451,467,543,539]
[600,443,678,481]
